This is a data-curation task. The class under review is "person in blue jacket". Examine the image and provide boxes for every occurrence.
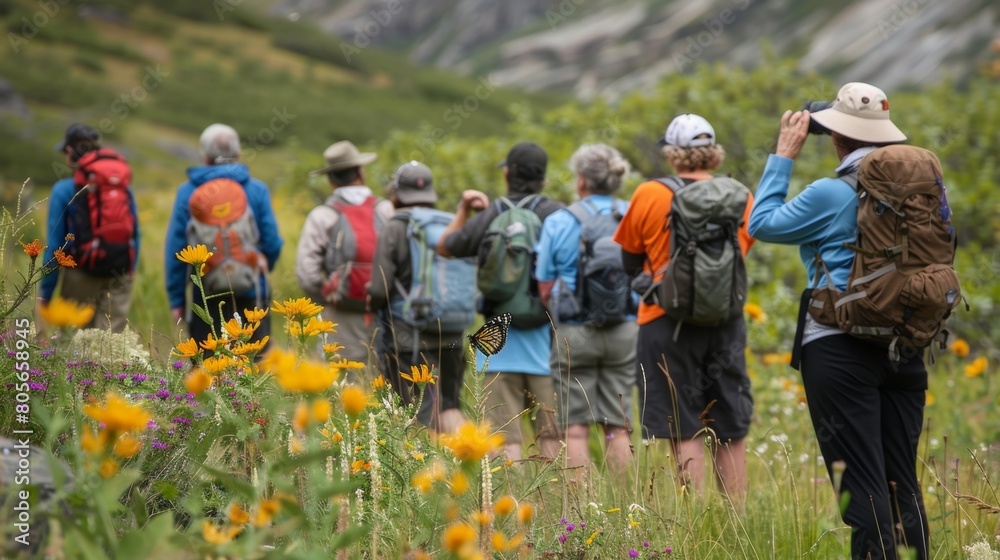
[748,82,928,560]
[165,123,283,351]
[39,124,139,332]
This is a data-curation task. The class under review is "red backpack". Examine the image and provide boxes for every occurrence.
[186,178,265,295]
[69,149,137,276]
[320,197,379,312]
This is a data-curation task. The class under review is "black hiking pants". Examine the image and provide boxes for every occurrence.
[800,334,929,560]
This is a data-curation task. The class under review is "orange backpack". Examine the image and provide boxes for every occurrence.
[809,145,962,360]
[186,178,265,295]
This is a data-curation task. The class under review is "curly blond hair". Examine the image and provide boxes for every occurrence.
[662,144,726,173]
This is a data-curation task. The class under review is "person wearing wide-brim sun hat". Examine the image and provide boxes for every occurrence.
[748,82,928,560]
[296,141,396,364]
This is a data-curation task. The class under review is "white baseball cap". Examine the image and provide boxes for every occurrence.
[659,114,716,148]
[810,82,906,143]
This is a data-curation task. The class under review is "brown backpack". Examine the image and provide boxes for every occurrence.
[809,145,962,360]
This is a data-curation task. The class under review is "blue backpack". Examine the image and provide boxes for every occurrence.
[389,207,477,334]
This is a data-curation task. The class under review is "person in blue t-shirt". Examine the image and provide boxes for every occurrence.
[436,142,563,461]
[536,143,637,476]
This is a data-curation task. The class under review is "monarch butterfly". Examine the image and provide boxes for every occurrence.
[465,312,512,356]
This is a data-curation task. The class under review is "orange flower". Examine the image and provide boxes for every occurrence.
[440,421,504,463]
[112,433,142,458]
[494,496,516,517]
[21,239,44,258]
[83,393,151,433]
[199,332,230,352]
[81,428,108,455]
[341,385,368,417]
[517,503,534,525]
[184,369,213,395]
[401,364,435,385]
[39,297,94,328]
[744,302,767,323]
[448,470,469,495]
[172,338,200,358]
[965,356,988,378]
[371,375,387,391]
[227,503,250,525]
[244,307,269,323]
[441,522,476,552]
[950,339,970,358]
[53,248,76,268]
[99,458,119,478]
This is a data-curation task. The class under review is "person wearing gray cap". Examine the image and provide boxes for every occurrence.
[749,82,932,559]
[296,141,395,363]
[368,161,476,432]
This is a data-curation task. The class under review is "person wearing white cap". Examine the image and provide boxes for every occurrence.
[296,140,395,364]
[613,114,756,503]
[748,83,928,559]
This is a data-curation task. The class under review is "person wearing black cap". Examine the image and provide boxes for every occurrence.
[368,161,472,432]
[436,142,564,460]
[38,124,139,331]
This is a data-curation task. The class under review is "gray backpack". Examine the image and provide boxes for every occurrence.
[654,176,749,336]
[554,198,633,326]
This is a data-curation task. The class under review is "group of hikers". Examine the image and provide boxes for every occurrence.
[39,81,960,560]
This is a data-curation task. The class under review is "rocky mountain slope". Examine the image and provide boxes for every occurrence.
[269,0,998,98]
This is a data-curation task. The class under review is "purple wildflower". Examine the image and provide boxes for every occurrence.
[558,534,568,544]
[7,351,15,358]
[664,547,672,554]
[152,439,169,450]
[41,348,55,357]
[172,361,184,370]
[80,379,94,387]
[560,518,567,524]
[67,361,81,368]
[66,373,74,381]
[629,550,638,558]
[28,382,47,391]
[172,417,191,426]
[643,542,649,548]
[566,524,574,532]
[147,420,159,430]
[131,373,148,384]
[117,373,128,381]
[155,389,171,400]
[159,378,168,387]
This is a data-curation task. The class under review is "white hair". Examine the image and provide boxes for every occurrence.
[199,123,241,164]
[569,143,630,194]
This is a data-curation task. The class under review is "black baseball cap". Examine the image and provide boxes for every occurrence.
[392,161,436,206]
[56,123,100,154]
[498,141,547,180]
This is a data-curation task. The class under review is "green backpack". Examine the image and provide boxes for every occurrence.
[654,176,750,337]
[476,195,549,329]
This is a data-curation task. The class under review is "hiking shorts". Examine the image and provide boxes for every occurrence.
[635,315,752,441]
[551,321,637,428]
[483,372,560,447]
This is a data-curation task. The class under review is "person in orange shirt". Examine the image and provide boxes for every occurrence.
[613,114,755,503]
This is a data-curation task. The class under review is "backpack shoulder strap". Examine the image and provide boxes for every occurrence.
[838,168,859,191]
[564,201,591,224]
[651,176,686,193]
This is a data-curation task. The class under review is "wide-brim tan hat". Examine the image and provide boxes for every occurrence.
[810,82,906,144]
[309,140,377,175]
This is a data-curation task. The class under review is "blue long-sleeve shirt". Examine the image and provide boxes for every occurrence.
[748,154,858,291]
[40,177,141,302]
[165,163,283,310]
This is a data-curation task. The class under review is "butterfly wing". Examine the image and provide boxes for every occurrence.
[469,312,512,356]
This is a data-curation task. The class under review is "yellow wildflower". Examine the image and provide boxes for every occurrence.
[227,503,250,525]
[202,355,236,375]
[176,244,213,266]
[950,338,970,358]
[517,503,534,525]
[39,297,94,328]
[184,369,213,395]
[172,338,200,358]
[441,522,476,552]
[762,352,793,366]
[341,385,368,416]
[965,356,987,378]
[199,332,231,351]
[925,393,935,406]
[412,469,434,493]
[351,459,372,474]
[473,510,492,525]
[311,398,331,423]
[253,499,280,527]
[323,342,345,355]
[440,421,504,463]
[448,470,469,495]
[271,297,324,322]
[492,532,523,552]
[289,316,337,337]
[273,357,338,393]
[371,375,387,391]
[99,458,119,478]
[113,433,142,458]
[244,307,269,323]
[83,393,151,433]
[223,317,256,339]
[81,428,108,455]
[401,364,435,385]
[585,530,599,546]
[744,302,767,322]
[293,402,309,433]
[330,358,365,370]
[232,336,269,356]
[202,520,241,545]
[53,248,76,268]
[21,239,44,258]
[494,495,516,517]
